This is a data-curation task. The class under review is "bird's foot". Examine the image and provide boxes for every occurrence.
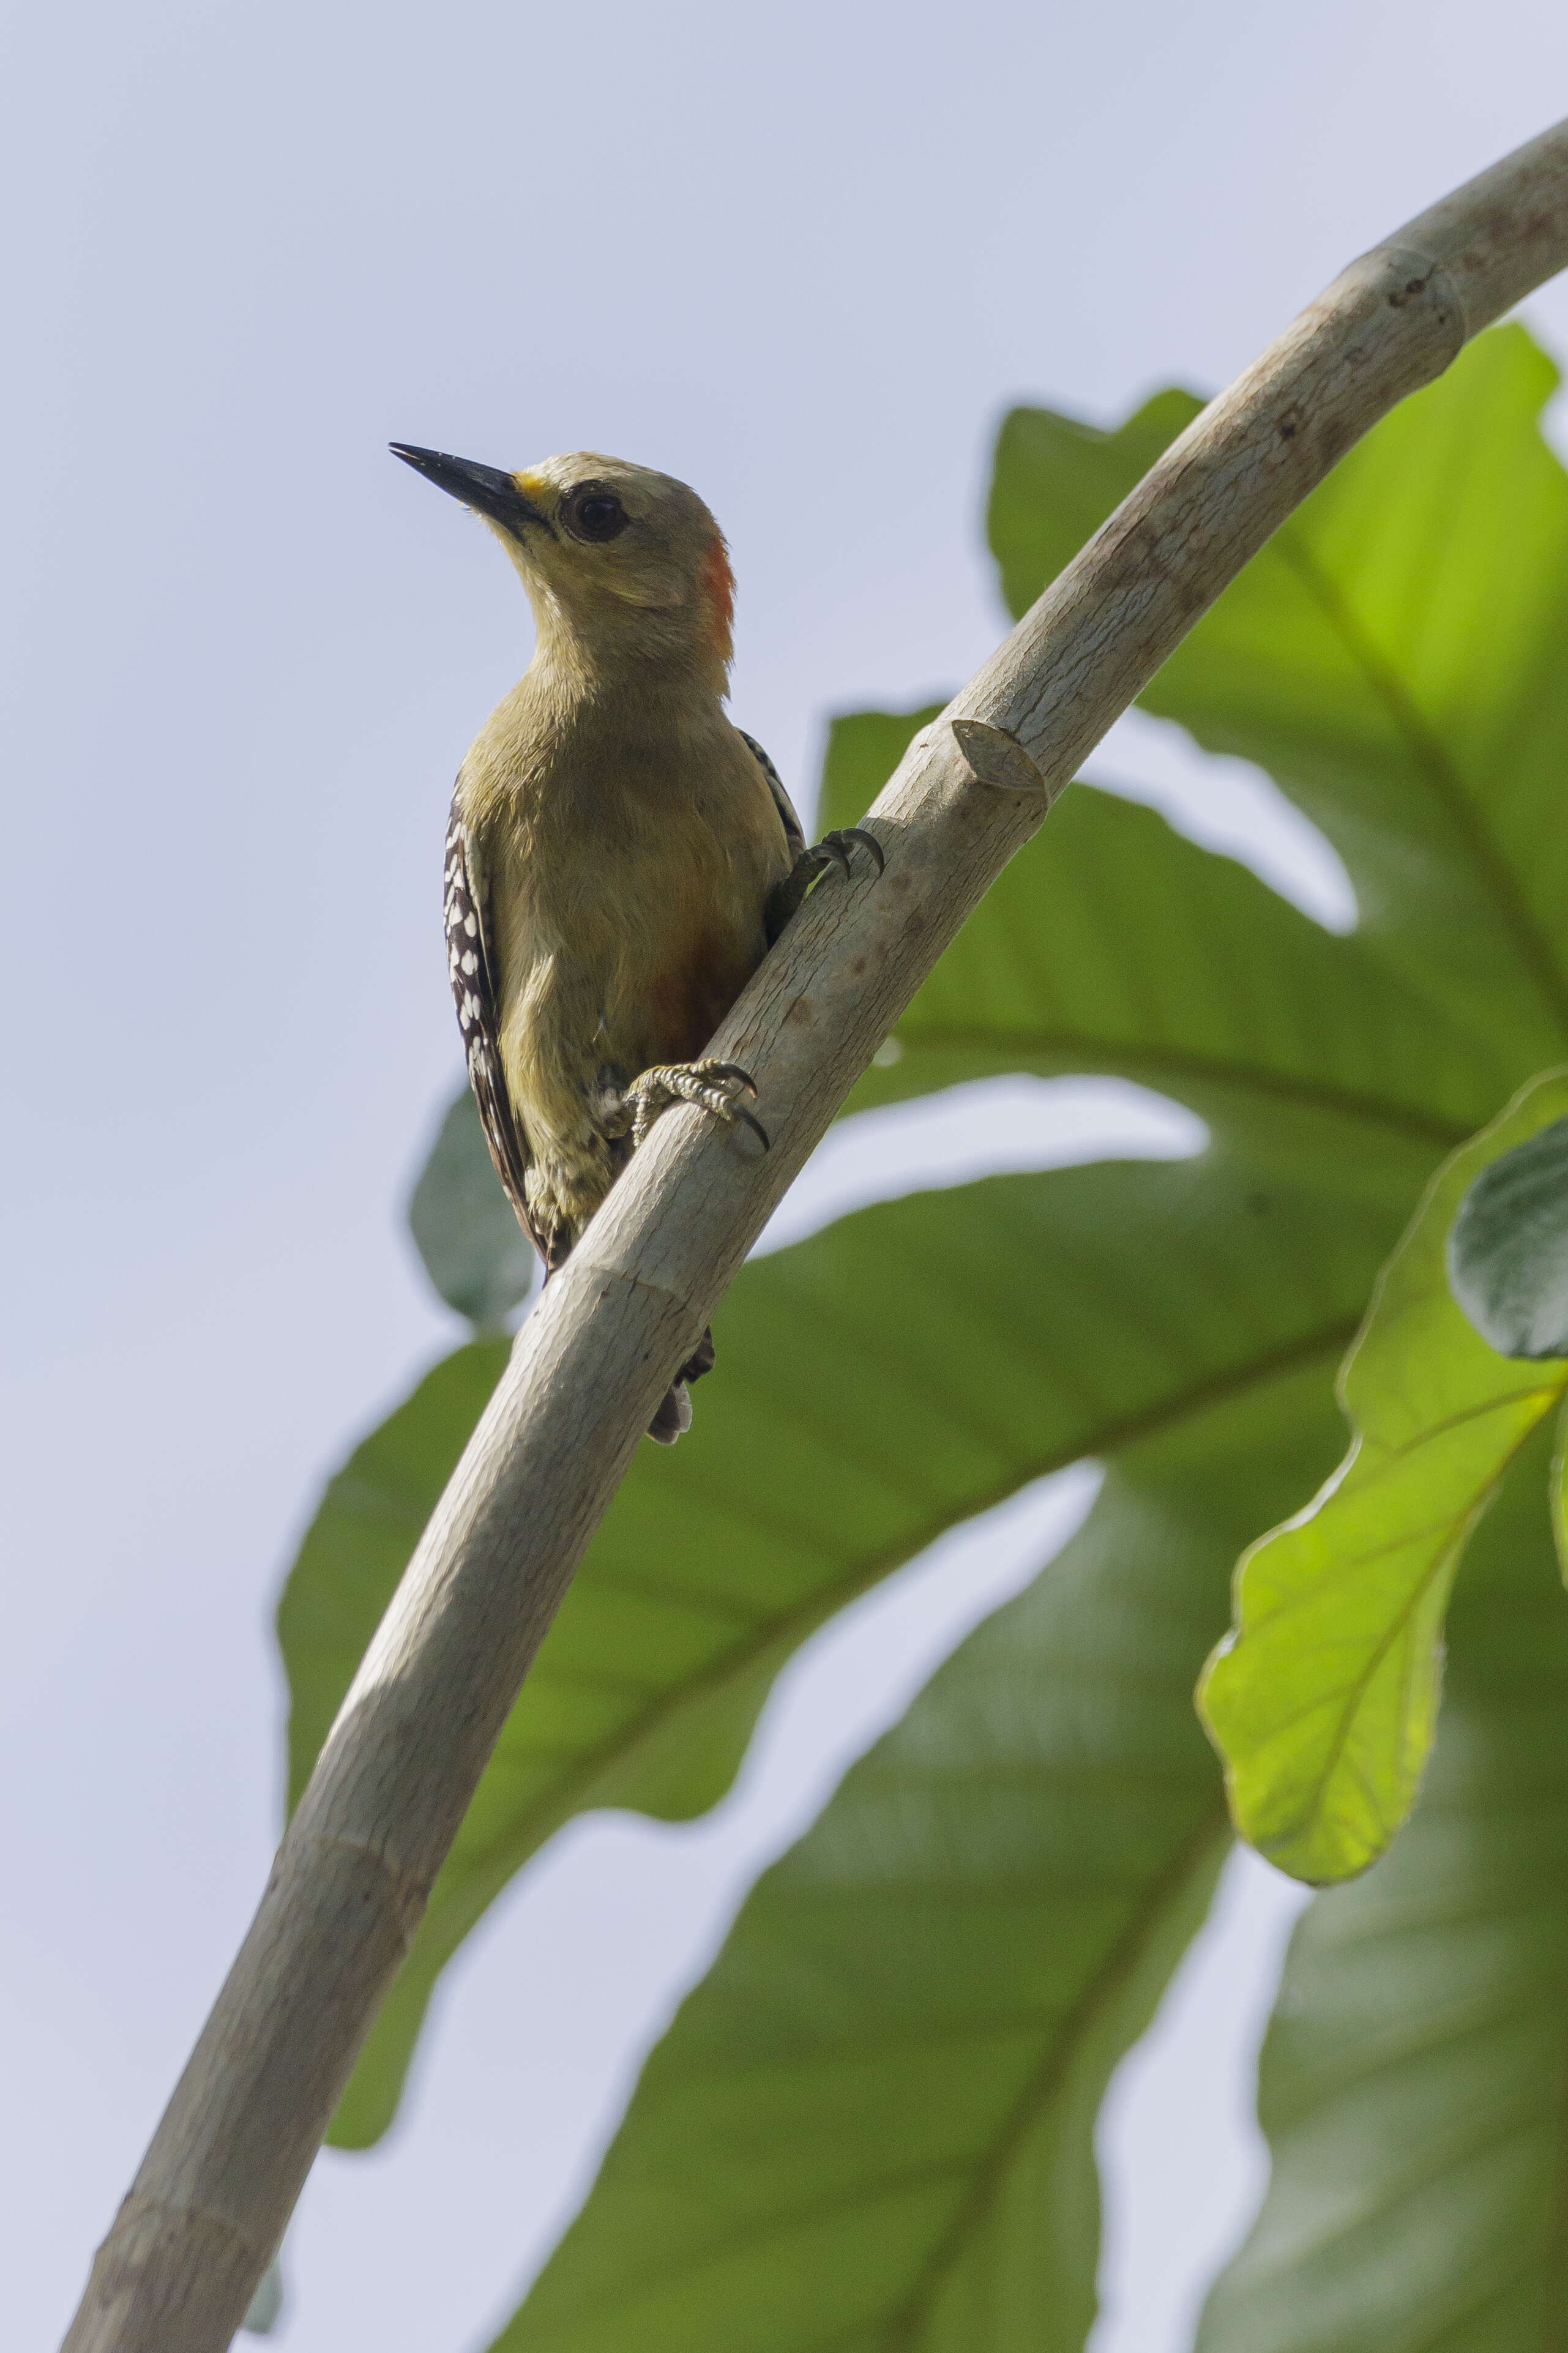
[804,826,884,884]
[617,1059,769,1152]
[766,827,884,941]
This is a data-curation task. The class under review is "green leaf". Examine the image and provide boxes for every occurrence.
[407,1086,536,1327]
[987,387,1206,626]
[1449,1111,1568,1359]
[1201,1069,1568,1887]
[827,746,1488,1158]
[826,362,1568,1161]
[278,1340,510,1815]
[489,1370,1344,2353]
[284,1125,1409,2146]
[1197,1413,1568,2352]
[989,327,1568,1099]
[819,704,950,829]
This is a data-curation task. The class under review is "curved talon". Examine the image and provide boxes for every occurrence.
[701,1061,759,1097]
[840,826,885,876]
[733,1106,771,1151]
[811,826,884,881]
[764,825,886,946]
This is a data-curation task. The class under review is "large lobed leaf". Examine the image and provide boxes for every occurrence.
[821,736,1489,1155]
[283,1131,1406,2145]
[491,1368,1341,2353]
[986,329,1568,1086]
[1201,1070,1568,1887]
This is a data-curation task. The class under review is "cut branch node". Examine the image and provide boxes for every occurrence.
[949,718,1052,797]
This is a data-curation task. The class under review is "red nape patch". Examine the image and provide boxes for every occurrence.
[702,532,735,660]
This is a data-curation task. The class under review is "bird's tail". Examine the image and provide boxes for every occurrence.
[647,1326,715,1445]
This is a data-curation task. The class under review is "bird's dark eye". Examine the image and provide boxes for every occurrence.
[567,489,628,542]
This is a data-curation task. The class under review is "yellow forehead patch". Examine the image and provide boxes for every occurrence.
[512,469,550,504]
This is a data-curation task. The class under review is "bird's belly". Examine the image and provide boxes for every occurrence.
[501,907,761,1108]
[639,925,760,1068]
[495,836,769,1237]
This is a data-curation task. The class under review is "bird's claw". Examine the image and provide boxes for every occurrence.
[622,1058,770,1152]
[843,826,886,876]
[813,826,884,881]
[764,824,885,943]
[725,1103,771,1151]
[698,1060,759,1100]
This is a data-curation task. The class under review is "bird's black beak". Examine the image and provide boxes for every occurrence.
[389,444,547,536]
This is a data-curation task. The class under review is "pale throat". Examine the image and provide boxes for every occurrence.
[523,589,731,710]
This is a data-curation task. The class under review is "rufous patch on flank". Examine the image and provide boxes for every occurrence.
[702,532,735,662]
[649,930,754,1065]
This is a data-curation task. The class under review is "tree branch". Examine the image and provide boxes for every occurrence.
[64,117,1568,2353]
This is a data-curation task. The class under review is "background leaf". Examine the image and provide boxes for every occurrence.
[1198,1414,1568,2351]
[288,1128,1398,2145]
[824,748,1485,1154]
[988,327,1568,1087]
[407,1086,537,1328]
[278,1340,510,1814]
[1201,1069,1568,1887]
[987,389,1207,624]
[1449,1109,1568,1359]
[491,1370,1341,2353]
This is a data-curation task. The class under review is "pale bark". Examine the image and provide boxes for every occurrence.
[64,118,1568,2352]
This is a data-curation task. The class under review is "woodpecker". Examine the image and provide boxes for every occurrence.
[392,444,879,1441]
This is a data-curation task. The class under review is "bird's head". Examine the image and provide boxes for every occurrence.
[391,444,735,684]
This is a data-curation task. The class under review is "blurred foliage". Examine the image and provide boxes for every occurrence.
[1203,1068,1568,1886]
[275,325,1568,2347]
[489,1371,1330,2353]
[277,1340,510,1824]
[407,1087,536,1327]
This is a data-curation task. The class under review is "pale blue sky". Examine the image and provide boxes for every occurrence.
[4,4,1566,2346]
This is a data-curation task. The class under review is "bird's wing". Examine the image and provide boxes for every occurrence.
[737,728,805,865]
[444,795,544,1262]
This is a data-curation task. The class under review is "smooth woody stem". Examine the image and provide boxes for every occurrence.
[63,116,1568,2353]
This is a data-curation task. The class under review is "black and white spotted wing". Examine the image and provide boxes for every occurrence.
[444,796,543,1262]
[737,728,805,865]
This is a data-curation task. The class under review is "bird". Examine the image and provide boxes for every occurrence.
[392,443,881,1442]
